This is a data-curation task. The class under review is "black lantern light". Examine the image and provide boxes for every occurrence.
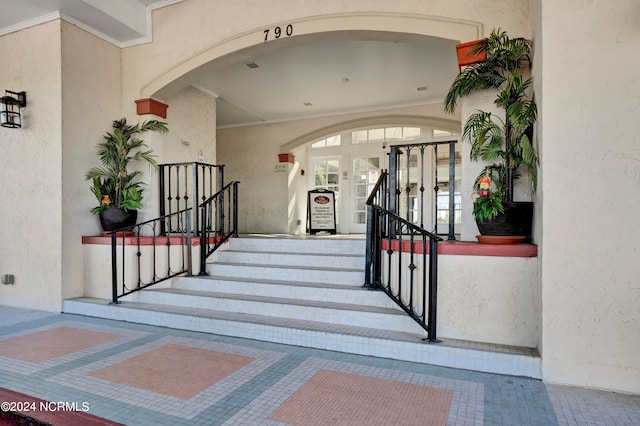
[0,91,27,128]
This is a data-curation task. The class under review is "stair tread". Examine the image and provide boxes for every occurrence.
[211,261,362,272]
[146,287,404,315]
[68,297,425,343]
[220,249,364,258]
[190,275,364,290]
[65,297,539,357]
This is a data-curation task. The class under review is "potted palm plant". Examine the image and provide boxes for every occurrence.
[444,29,537,241]
[86,118,168,232]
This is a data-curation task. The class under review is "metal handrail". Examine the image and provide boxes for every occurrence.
[365,170,442,342]
[159,162,225,235]
[199,181,239,274]
[110,208,192,303]
[371,205,442,341]
[389,140,457,241]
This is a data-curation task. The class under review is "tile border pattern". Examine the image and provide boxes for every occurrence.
[0,321,149,375]
[48,335,286,420]
[222,356,484,426]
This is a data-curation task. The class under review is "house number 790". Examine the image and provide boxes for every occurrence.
[264,24,293,41]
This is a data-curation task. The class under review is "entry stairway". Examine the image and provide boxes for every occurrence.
[63,236,541,378]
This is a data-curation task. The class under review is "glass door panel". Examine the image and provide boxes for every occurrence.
[350,154,384,233]
[311,158,340,226]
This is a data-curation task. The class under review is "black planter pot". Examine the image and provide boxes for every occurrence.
[476,201,533,240]
[99,208,138,232]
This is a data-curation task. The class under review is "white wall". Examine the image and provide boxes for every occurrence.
[383,251,539,347]
[440,255,539,347]
[218,104,453,233]
[61,21,123,300]
[539,0,640,393]
[142,86,218,227]
[0,21,64,311]
[123,0,529,101]
[116,0,530,234]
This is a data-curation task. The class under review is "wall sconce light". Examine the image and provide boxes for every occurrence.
[1,90,27,128]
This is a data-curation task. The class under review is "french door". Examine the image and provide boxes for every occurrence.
[349,153,385,233]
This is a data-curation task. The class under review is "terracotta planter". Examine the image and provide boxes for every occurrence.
[278,153,295,163]
[135,98,168,118]
[456,39,487,70]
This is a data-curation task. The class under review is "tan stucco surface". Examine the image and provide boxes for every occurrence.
[538,0,640,393]
[0,21,63,311]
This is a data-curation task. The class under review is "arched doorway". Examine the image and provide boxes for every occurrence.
[143,13,480,234]
[290,120,460,234]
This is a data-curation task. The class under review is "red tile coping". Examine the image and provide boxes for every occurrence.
[381,239,537,257]
[82,236,536,257]
[0,387,124,426]
[82,235,226,247]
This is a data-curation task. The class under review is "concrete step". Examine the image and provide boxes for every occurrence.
[172,275,397,309]
[226,236,365,255]
[214,250,364,269]
[123,287,422,333]
[205,262,364,286]
[62,297,541,379]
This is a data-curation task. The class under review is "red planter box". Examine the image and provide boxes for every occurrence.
[456,39,487,70]
[278,153,295,163]
[135,98,168,118]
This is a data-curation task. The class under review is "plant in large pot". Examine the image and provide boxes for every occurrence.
[444,29,537,241]
[85,118,168,232]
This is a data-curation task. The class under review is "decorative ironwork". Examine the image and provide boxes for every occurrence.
[388,140,457,240]
[199,181,239,275]
[110,209,192,303]
[159,162,224,235]
[365,200,442,342]
[365,155,450,341]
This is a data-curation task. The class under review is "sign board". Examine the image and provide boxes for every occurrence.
[307,190,336,234]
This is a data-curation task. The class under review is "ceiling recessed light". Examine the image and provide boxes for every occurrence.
[303,102,313,106]
[245,62,260,69]
[416,86,429,91]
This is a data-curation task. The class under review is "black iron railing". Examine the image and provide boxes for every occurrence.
[199,181,239,275]
[365,170,442,342]
[159,162,224,235]
[389,140,457,240]
[110,209,192,303]
[370,206,442,341]
[364,170,388,285]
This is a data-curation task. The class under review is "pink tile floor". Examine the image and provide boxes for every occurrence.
[0,306,638,425]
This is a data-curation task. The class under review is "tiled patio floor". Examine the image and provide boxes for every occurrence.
[0,306,638,425]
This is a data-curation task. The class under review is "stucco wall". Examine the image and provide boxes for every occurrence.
[0,22,63,311]
[539,0,640,393]
[383,252,539,347]
[218,103,452,233]
[118,0,531,115]
[61,21,123,300]
[142,86,218,225]
[116,0,530,234]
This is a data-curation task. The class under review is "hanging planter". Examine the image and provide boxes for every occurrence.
[455,39,487,70]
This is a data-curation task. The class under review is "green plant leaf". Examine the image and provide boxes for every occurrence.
[445,29,537,203]
[85,118,168,214]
